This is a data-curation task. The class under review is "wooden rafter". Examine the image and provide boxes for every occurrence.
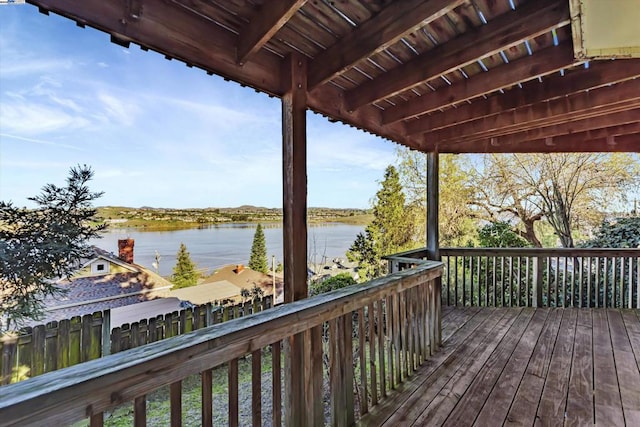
[236,0,306,65]
[382,42,577,124]
[346,0,570,110]
[405,60,640,135]
[434,131,640,153]
[307,0,466,89]
[422,80,640,143]
[435,109,640,149]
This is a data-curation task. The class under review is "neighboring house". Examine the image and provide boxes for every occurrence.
[32,239,173,325]
[171,264,284,306]
[170,280,244,305]
[110,297,185,328]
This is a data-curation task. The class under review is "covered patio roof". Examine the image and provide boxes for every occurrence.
[26,0,640,153]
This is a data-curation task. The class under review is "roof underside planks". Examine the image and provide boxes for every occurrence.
[25,0,640,153]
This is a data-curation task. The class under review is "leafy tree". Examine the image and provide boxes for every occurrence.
[473,154,544,247]
[478,221,530,248]
[348,165,414,281]
[474,153,639,247]
[396,148,478,246]
[0,165,105,331]
[309,272,356,297]
[580,217,640,248]
[248,223,268,273]
[171,243,199,288]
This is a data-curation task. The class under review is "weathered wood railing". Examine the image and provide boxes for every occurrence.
[389,247,639,308]
[0,261,442,426]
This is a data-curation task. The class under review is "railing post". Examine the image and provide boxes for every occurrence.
[532,257,544,307]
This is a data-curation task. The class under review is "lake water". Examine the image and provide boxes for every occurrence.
[93,223,364,277]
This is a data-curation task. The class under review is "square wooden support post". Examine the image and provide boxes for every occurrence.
[281,53,322,427]
[427,152,442,345]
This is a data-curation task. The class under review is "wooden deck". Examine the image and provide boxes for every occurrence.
[360,306,640,426]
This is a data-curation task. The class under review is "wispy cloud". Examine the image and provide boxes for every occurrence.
[0,58,74,77]
[0,133,84,151]
[0,102,91,135]
[96,92,140,126]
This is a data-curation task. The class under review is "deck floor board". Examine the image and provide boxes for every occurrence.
[359,307,640,427]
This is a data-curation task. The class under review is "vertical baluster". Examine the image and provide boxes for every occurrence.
[620,256,626,309]
[544,257,551,307]
[454,256,459,306]
[492,256,497,307]
[524,257,533,307]
[560,255,566,307]
[367,303,377,406]
[508,256,514,307]
[377,299,386,398]
[393,293,401,385]
[386,295,394,390]
[446,256,451,306]
[595,257,601,308]
[89,413,103,427]
[484,256,489,307]
[612,257,618,308]
[636,256,640,309]
[401,291,409,379]
[358,307,368,416]
[470,256,475,306]
[201,369,212,427]
[462,256,467,306]
[587,257,593,308]
[604,257,609,307]
[577,256,582,307]
[228,360,238,427]
[501,257,506,307]
[627,257,633,308]
[553,257,559,307]
[170,381,182,427]
[272,341,281,427]
[135,396,147,427]
[251,349,261,426]
[476,256,481,306]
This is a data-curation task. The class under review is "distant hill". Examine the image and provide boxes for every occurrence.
[97,206,372,230]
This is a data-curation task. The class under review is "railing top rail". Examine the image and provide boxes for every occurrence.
[440,247,640,257]
[0,260,442,426]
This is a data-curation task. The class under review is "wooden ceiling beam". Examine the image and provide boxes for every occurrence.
[431,130,640,153]
[382,42,577,125]
[236,0,306,66]
[423,80,640,143]
[433,109,640,149]
[27,0,284,94]
[405,60,640,135]
[347,0,570,111]
[307,0,466,89]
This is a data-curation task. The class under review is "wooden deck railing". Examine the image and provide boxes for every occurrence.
[387,247,639,309]
[0,261,442,427]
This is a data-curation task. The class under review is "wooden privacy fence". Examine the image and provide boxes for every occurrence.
[438,248,639,308]
[0,297,272,385]
[0,261,442,427]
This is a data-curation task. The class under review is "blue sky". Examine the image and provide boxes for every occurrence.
[0,5,397,209]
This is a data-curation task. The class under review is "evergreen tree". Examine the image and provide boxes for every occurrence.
[0,165,106,331]
[348,165,414,281]
[171,243,198,289]
[248,224,268,273]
